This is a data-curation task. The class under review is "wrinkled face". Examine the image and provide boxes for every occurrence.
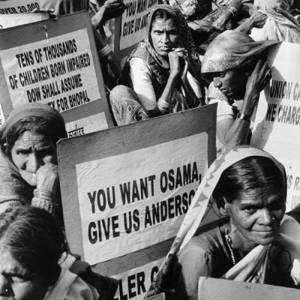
[225,186,285,246]
[214,69,249,99]
[0,245,48,300]
[11,131,56,187]
[150,17,179,57]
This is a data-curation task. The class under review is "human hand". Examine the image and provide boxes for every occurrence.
[291,259,300,286]
[36,162,59,196]
[168,50,182,78]
[103,0,126,22]
[92,0,125,28]
[244,58,271,110]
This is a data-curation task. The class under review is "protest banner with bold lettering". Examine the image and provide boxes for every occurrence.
[58,105,216,264]
[112,258,163,300]
[58,105,216,299]
[0,12,113,130]
[251,42,300,211]
[114,0,158,58]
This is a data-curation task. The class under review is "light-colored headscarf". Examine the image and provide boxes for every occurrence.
[201,30,278,73]
[145,4,202,78]
[146,145,300,296]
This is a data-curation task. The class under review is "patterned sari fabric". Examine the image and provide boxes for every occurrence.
[146,146,300,298]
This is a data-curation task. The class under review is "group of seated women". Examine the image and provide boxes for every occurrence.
[1,0,300,299]
[109,0,300,152]
[0,106,299,299]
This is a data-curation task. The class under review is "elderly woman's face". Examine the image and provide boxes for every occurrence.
[214,69,249,99]
[11,131,56,187]
[225,186,285,246]
[0,246,48,300]
[150,17,179,57]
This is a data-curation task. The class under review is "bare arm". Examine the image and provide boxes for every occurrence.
[155,51,182,113]
[220,59,271,149]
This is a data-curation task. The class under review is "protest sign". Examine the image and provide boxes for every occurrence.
[251,42,300,211]
[0,0,41,14]
[58,104,216,269]
[198,277,300,300]
[58,105,216,299]
[114,0,158,58]
[0,13,49,29]
[0,12,113,131]
[112,258,163,300]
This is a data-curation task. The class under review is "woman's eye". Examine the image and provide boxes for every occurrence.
[244,208,256,214]
[17,150,28,156]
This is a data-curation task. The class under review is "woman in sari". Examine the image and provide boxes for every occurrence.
[146,146,300,300]
[250,0,300,43]
[201,30,277,151]
[0,103,67,218]
[0,206,117,300]
[110,4,204,125]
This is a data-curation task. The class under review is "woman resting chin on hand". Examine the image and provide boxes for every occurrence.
[0,103,67,219]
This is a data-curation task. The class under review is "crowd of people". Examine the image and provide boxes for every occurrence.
[0,0,300,299]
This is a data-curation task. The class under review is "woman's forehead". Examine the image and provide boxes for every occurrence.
[151,17,177,30]
[236,186,285,205]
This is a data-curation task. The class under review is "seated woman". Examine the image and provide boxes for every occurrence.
[146,146,300,300]
[250,0,300,43]
[201,30,277,151]
[0,206,117,299]
[110,4,204,126]
[0,103,67,218]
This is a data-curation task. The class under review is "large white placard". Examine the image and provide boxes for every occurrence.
[0,28,101,113]
[251,42,300,210]
[76,132,208,264]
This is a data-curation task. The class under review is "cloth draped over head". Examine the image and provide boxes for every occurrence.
[145,4,202,76]
[253,0,300,43]
[1,103,67,145]
[146,146,300,296]
[0,103,66,210]
[201,30,278,73]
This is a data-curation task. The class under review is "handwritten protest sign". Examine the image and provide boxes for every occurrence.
[251,42,300,211]
[0,0,41,14]
[114,0,158,58]
[58,105,216,258]
[0,12,113,130]
[58,105,216,299]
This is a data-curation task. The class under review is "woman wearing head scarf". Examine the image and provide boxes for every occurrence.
[250,0,300,42]
[0,206,118,300]
[0,103,67,217]
[110,4,204,125]
[146,146,300,300]
[201,30,277,151]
